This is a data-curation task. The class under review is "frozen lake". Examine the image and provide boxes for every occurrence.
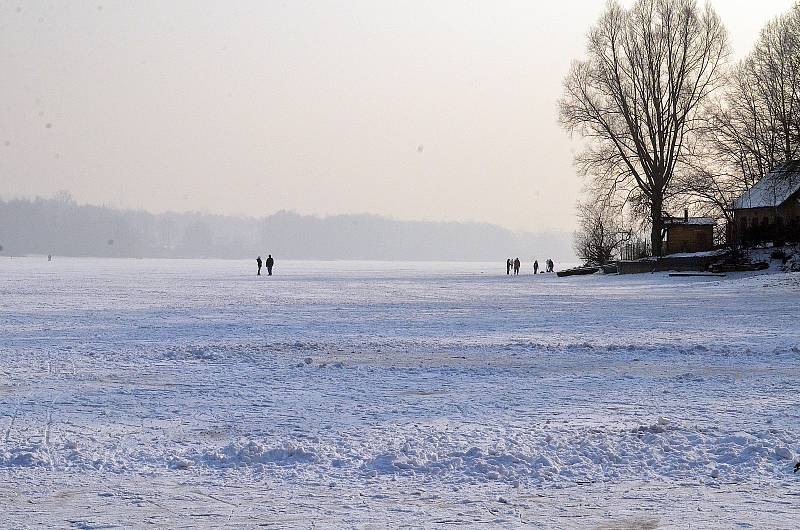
[1,257,799,527]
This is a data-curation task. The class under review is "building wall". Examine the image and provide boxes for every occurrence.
[730,190,800,244]
[734,203,800,226]
[665,225,714,254]
[618,254,720,274]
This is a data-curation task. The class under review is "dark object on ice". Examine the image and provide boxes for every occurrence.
[48,254,52,262]
[794,461,800,473]
[513,257,520,275]
[709,261,768,273]
[506,258,511,275]
[533,260,539,274]
[669,272,726,278]
[256,255,262,275]
[266,254,274,276]
[556,266,599,277]
[601,263,618,274]
[546,259,555,273]
[770,248,787,262]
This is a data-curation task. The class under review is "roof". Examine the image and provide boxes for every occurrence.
[732,160,800,209]
[663,216,715,227]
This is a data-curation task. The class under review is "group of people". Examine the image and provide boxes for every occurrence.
[507,257,555,275]
[257,254,552,277]
[256,254,274,276]
[506,258,521,275]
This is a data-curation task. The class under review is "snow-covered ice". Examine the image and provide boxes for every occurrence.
[1,257,799,527]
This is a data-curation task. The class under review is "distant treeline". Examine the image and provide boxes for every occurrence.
[0,194,574,261]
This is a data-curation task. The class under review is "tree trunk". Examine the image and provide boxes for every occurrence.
[650,197,664,257]
[650,221,663,257]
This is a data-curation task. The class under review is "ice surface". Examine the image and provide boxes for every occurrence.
[1,257,799,527]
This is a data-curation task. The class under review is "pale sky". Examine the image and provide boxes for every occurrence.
[0,0,795,232]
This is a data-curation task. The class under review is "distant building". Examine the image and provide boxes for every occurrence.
[663,210,715,255]
[729,160,800,245]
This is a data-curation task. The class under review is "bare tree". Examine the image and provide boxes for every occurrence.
[559,0,729,256]
[697,4,800,207]
[676,164,740,225]
[574,199,630,265]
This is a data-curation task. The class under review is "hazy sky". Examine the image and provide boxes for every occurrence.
[0,1,795,232]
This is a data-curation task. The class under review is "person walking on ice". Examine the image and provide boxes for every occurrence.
[506,258,512,275]
[533,260,539,275]
[266,254,274,276]
[513,257,521,275]
[256,255,263,276]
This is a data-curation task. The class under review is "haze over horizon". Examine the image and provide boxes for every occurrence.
[0,195,577,261]
[1,0,795,233]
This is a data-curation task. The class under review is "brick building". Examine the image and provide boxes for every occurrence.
[663,210,715,254]
[729,161,800,245]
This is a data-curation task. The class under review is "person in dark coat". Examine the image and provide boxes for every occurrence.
[513,257,521,275]
[506,258,512,275]
[265,254,274,276]
[533,260,538,274]
[256,255,262,275]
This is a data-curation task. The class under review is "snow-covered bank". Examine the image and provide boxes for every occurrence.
[1,258,799,527]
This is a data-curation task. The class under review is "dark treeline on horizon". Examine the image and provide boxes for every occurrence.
[0,194,574,261]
